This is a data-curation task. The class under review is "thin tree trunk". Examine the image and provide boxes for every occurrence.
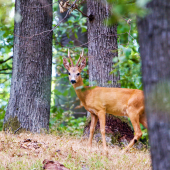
[4,0,53,133]
[138,0,170,169]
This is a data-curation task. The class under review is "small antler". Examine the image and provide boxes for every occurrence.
[68,49,74,66]
[76,49,84,66]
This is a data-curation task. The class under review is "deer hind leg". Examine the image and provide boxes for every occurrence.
[98,110,107,150]
[88,113,98,148]
[139,114,148,129]
[125,108,143,152]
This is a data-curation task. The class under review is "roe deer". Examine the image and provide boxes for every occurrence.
[63,49,147,151]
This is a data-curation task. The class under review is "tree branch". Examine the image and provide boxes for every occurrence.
[0,68,12,71]
[0,72,12,74]
[75,5,89,18]
[0,56,13,64]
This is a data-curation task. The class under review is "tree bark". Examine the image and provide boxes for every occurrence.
[138,0,170,169]
[87,0,120,87]
[4,0,53,133]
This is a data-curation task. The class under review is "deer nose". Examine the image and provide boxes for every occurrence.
[71,80,76,84]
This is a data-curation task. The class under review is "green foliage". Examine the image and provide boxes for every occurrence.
[140,126,149,145]
[110,17,142,89]
[50,110,86,136]
[106,0,151,25]
[53,2,87,47]
[112,44,142,89]
[0,0,14,130]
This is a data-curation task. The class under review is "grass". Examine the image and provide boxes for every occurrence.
[0,132,151,170]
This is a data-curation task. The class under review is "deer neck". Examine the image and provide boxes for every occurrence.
[72,77,88,104]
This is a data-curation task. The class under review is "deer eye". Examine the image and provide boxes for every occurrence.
[68,73,71,75]
[77,73,80,76]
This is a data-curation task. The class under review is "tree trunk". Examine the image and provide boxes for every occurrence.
[87,0,120,87]
[4,0,53,133]
[138,0,170,169]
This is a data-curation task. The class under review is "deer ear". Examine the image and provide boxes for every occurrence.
[79,58,86,71]
[63,58,70,70]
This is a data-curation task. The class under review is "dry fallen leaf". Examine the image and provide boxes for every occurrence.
[20,139,48,150]
[43,159,70,170]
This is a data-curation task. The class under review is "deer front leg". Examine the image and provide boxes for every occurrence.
[98,110,107,150]
[88,113,98,149]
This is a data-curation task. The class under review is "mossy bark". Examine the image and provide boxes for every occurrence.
[3,116,21,133]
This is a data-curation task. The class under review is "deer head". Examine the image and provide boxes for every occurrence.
[63,49,86,84]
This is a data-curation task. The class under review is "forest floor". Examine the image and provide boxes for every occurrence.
[0,132,151,170]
